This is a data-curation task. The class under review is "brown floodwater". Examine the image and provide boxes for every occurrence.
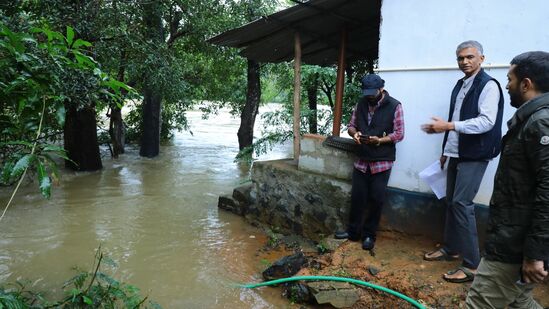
[0,106,297,308]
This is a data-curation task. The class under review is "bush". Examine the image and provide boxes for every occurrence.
[0,249,161,309]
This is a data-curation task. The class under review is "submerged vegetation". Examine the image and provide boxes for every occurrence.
[0,249,160,308]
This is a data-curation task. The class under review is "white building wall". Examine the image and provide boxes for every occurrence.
[378,0,549,204]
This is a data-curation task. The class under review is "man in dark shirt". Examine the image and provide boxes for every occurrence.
[466,51,549,308]
[334,74,404,251]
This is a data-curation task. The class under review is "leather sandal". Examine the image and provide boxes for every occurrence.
[443,266,475,283]
[423,248,459,261]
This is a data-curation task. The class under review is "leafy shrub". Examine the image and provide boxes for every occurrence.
[0,23,131,198]
[0,249,161,309]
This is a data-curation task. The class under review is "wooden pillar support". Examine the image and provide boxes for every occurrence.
[293,32,302,162]
[332,27,347,136]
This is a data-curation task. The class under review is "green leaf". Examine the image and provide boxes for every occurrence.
[42,145,70,161]
[72,39,92,49]
[10,154,35,178]
[29,27,44,34]
[69,288,79,302]
[105,79,128,92]
[97,272,119,287]
[21,36,37,45]
[66,26,74,46]
[93,68,102,76]
[37,160,51,198]
[74,53,95,67]
[1,161,15,184]
[41,153,60,183]
[17,99,26,114]
[82,295,93,305]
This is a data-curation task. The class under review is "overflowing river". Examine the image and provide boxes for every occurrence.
[0,105,296,308]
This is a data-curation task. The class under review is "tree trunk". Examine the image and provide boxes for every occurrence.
[139,1,164,158]
[139,88,162,157]
[64,103,102,171]
[237,59,261,151]
[320,78,334,110]
[307,73,319,134]
[109,50,127,158]
[109,106,125,158]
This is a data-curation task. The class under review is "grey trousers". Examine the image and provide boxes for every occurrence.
[466,258,543,309]
[443,158,488,269]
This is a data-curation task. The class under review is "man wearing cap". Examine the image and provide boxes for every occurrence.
[421,40,504,283]
[334,73,405,251]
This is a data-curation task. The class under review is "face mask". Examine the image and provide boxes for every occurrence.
[366,91,381,105]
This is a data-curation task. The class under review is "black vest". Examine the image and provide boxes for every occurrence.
[356,92,400,161]
[442,69,504,160]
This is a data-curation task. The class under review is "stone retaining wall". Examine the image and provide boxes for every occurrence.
[248,159,351,240]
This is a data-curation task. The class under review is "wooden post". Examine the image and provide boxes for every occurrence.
[293,32,302,162]
[332,27,347,136]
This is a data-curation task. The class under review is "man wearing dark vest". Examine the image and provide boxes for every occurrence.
[334,74,405,251]
[466,51,549,309]
[421,40,504,283]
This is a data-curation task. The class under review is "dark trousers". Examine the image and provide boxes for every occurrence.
[348,167,391,239]
[443,158,488,269]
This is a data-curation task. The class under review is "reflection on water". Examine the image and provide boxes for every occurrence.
[0,105,295,308]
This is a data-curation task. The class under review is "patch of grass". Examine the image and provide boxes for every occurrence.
[265,227,282,248]
[260,259,272,268]
[316,240,328,254]
[332,267,353,278]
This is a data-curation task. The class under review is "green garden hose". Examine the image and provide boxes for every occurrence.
[239,275,426,309]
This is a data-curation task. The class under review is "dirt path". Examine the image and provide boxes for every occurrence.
[261,230,549,308]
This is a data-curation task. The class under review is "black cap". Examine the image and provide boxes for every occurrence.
[361,74,384,96]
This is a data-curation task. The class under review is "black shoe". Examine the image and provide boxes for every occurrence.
[362,237,375,250]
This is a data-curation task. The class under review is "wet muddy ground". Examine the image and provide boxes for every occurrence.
[256,230,549,308]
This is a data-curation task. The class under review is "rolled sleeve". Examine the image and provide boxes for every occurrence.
[348,106,358,129]
[388,103,404,143]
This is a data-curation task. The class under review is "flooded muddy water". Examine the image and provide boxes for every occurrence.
[0,105,297,308]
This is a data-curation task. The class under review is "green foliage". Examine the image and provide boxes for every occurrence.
[0,22,131,198]
[332,267,353,278]
[316,239,328,254]
[265,227,282,248]
[0,285,29,309]
[195,0,280,119]
[0,249,161,309]
[261,74,287,103]
[3,0,283,147]
[0,24,71,196]
[236,59,369,162]
[235,102,333,162]
[260,259,272,268]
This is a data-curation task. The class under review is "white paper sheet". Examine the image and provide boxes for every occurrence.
[419,160,447,199]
